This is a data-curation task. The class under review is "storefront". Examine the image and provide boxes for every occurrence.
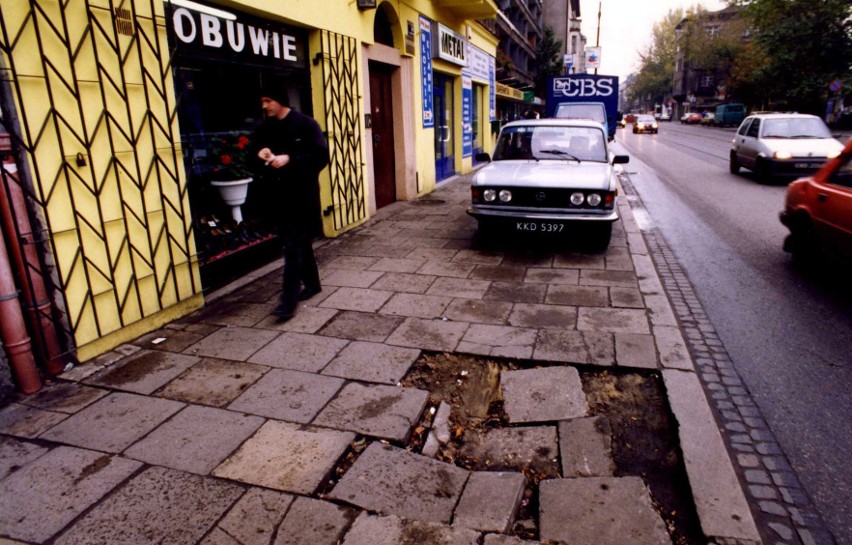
[166,3,314,287]
[495,82,528,125]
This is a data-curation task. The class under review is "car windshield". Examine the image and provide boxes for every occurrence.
[493,125,607,162]
[637,116,655,123]
[762,118,832,139]
[554,104,606,124]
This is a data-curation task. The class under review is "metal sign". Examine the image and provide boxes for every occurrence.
[433,23,467,66]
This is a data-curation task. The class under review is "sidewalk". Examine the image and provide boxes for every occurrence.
[0,173,760,545]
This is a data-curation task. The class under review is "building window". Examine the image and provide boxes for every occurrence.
[701,75,714,88]
[706,24,720,38]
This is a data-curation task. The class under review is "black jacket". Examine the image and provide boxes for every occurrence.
[251,110,329,236]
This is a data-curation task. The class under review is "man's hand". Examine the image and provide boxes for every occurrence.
[258,148,290,168]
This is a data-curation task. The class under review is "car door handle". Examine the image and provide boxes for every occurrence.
[818,193,827,202]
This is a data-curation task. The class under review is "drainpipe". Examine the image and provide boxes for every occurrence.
[0,157,66,375]
[0,209,41,394]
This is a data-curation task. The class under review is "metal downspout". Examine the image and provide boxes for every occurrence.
[0,208,41,394]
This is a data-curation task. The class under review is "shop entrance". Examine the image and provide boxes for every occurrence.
[368,63,396,209]
[433,73,455,182]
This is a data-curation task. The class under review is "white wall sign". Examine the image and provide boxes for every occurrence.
[433,23,467,66]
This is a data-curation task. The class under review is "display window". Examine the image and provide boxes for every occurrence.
[165,2,313,286]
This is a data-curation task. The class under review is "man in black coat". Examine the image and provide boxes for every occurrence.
[253,88,329,322]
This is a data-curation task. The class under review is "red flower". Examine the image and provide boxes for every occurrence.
[221,154,232,165]
[236,135,250,149]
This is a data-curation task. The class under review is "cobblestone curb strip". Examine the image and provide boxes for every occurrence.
[620,173,838,545]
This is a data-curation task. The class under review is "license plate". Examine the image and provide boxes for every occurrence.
[794,163,810,169]
[515,221,565,233]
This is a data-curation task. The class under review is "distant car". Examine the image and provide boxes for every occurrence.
[468,119,629,251]
[700,112,715,125]
[730,113,844,182]
[633,115,658,134]
[780,138,852,265]
[681,112,702,124]
[624,113,638,124]
[659,113,671,122]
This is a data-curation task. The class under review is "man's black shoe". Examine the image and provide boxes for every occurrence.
[272,302,296,322]
[298,287,322,301]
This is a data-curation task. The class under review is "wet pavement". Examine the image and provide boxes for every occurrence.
[0,172,760,544]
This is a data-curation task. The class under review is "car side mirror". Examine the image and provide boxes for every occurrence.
[475,152,491,162]
[612,155,629,165]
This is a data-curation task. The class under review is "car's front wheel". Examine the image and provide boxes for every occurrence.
[584,223,613,253]
[755,157,772,184]
[729,151,741,174]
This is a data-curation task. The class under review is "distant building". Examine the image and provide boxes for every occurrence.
[542,0,586,74]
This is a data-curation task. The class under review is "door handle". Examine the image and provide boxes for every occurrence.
[374,134,381,144]
[818,193,827,202]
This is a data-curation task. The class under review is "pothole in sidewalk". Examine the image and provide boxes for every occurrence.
[398,352,705,545]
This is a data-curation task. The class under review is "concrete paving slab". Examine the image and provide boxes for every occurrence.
[380,293,453,318]
[229,369,344,423]
[664,370,761,543]
[274,496,358,545]
[443,298,513,325]
[0,446,141,543]
[40,392,184,453]
[323,269,384,288]
[539,477,670,545]
[552,253,605,269]
[255,306,339,333]
[484,282,547,304]
[200,528,240,545]
[386,317,469,352]
[195,302,277,327]
[132,328,206,352]
[580,269,638,288]
[319,287,394,312]
[84,350,199,394]
[368,257,428,273]
[156,358,268,407]
[454,471,526,532]
[558,416,614,477]
[427,277,491,299]
[458,324,538,359]
[319,311,405,342]
[610,287,644,308]
[323,341,420,384]
[577,307,650,334]
[248,332,349,372]
[654,325,694,370]
[501,367,589,423]
[17,382,109,414]
[314,382,429,442]
[124,405,264,474]
[545,284,608,307]
[523,267,580,284]
[213,420,354,494]
[0,436,48,480]
[341,513,480,545]
[507,303,577,329]
[483,536,542,545]
[53,466,243,545]
[217,488,294,545]
[184,326,280,362]
[615,333,659,369]
[0,403,68,438]
[325,256,381,270]
[459,427,559,476]
[371,272,437,293]
[452,249,503,265]
[533,330,615,365]
[417,260,476,278]
[406,248,459,261]
[329,443,469,523]
[469,264,526,282]
[644,294,678,326]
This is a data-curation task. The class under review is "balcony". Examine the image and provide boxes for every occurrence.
[433,0,499,19]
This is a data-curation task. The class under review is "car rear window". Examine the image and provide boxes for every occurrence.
[554,104,606,124]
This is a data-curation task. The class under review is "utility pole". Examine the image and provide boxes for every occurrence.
[594,1,601,75]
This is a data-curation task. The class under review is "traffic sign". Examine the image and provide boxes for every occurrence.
[829,79,842,93]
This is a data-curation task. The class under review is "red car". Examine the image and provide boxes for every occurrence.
[680,112,702,124]
[780,138,852,265]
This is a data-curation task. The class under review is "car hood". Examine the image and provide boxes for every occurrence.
[761,138,844,157]
[472,160,614,190]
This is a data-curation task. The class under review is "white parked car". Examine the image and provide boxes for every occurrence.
[730,113,844,182]
[468,119,629,251]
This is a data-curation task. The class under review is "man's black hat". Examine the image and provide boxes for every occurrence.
[259,85,290,107]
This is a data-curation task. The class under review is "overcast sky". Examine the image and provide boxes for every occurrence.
[579,0,727,80]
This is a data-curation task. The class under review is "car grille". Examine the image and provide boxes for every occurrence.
[485,188,608,209]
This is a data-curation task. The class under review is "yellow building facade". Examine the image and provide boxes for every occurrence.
[0,0,497,366]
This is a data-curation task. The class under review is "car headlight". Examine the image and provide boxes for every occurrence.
[570,192,585,206]
[483,189,497,202]
[637,123,644,128]
[773,151,792,160]
[652,123,658,129]
[827,150,841,159]
[586,193,602,206]
[498,190,512,202]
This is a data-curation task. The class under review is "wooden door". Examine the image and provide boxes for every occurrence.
[369,66,396,209]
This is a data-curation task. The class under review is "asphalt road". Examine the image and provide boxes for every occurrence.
[615,121,851,544]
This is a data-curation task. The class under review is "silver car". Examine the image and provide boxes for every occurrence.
[468,119,629,251]
[730,113,844,182]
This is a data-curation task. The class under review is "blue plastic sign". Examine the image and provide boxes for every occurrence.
[462,74,473,157]
[420,17,434,128]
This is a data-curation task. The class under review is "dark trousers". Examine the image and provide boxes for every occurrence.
[280,229,320,306]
